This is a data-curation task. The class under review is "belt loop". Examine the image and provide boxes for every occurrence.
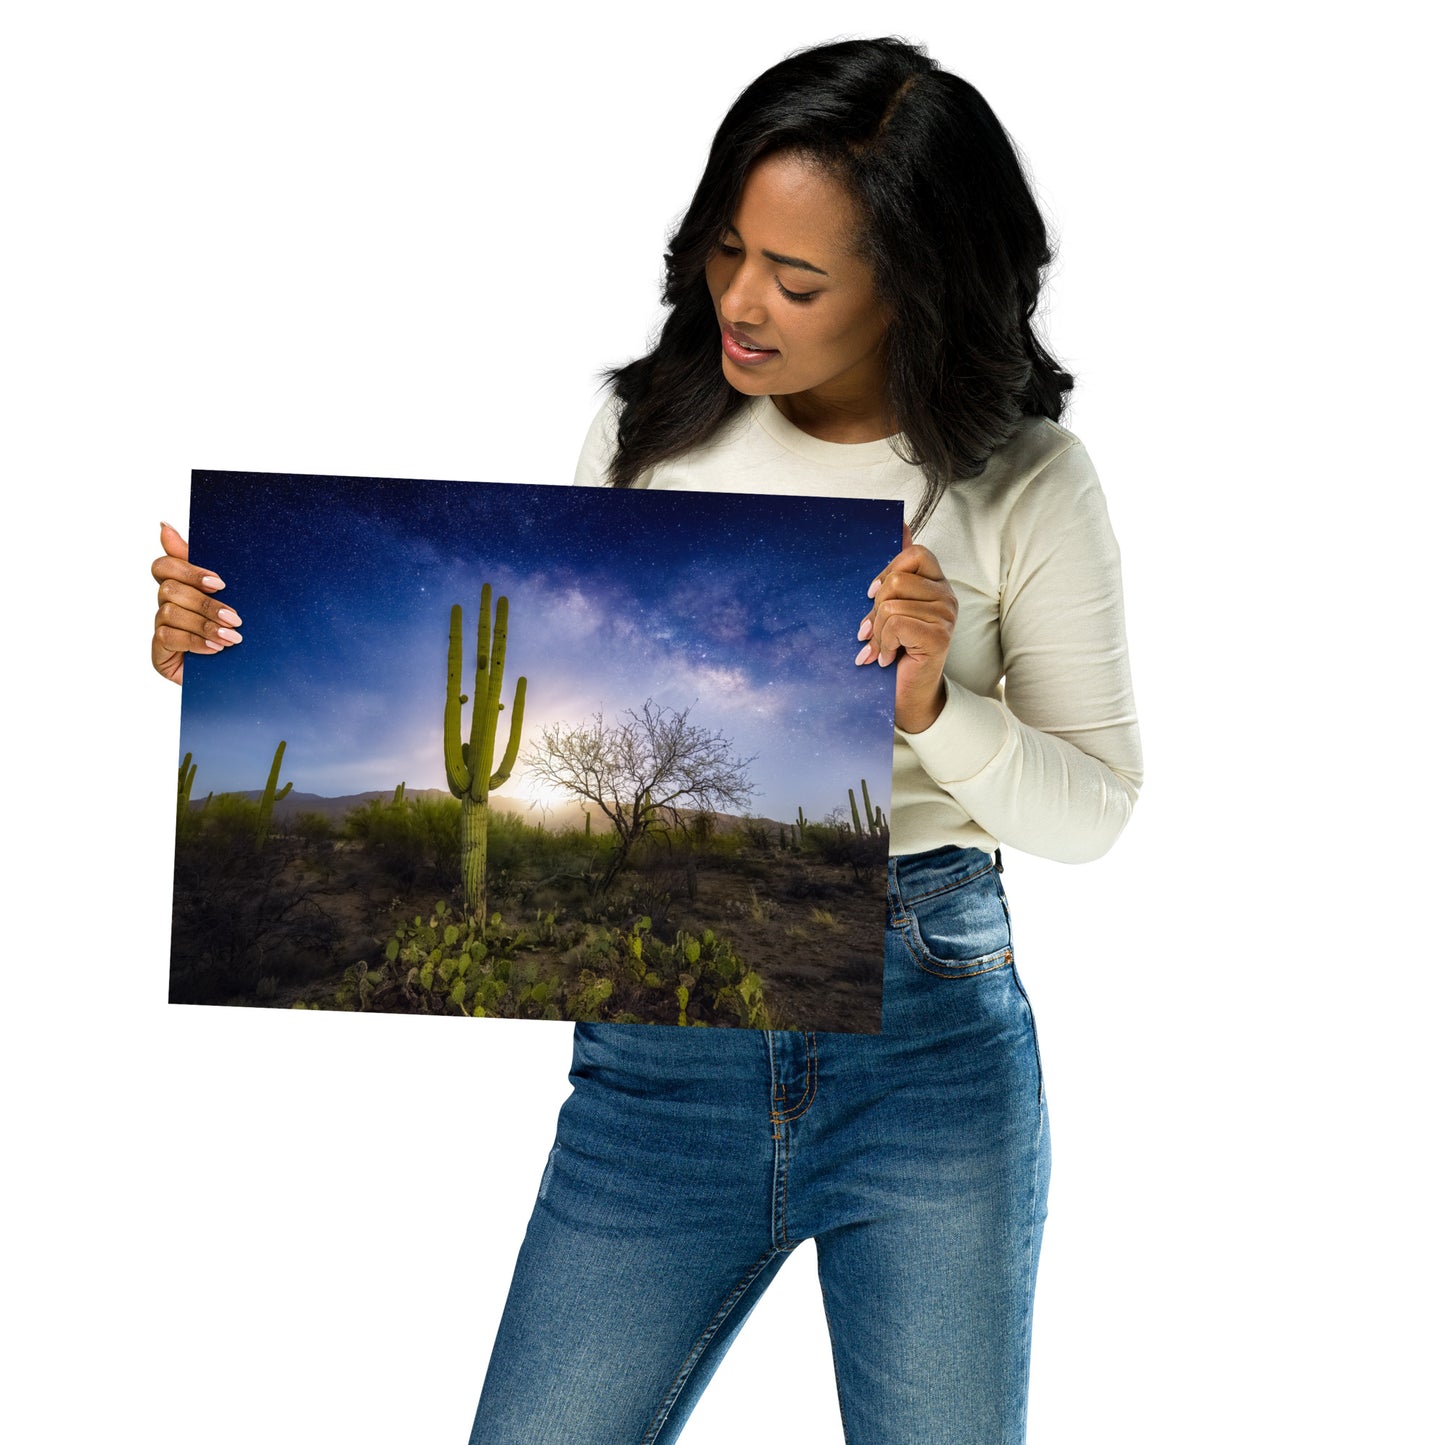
[994,847,1004,874]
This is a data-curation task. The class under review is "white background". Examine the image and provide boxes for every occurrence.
[3,2,1438,1440]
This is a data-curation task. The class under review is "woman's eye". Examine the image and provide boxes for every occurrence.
[714,239,816,302]
[776,279,817,304]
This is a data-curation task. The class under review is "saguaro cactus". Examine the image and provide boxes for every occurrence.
[392,782,406,807]
[860,777,887,836]
[178,753,197,824]
[176,752,213,831]
[255,740,293,851]
[444,584,527,921]
[849,778,887,837]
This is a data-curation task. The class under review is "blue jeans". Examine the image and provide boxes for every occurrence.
[469,846,1050,1443]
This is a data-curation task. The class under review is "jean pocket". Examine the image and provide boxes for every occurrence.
[899,864,1013,979]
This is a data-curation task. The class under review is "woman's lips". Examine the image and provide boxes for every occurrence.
[721,324,779,366]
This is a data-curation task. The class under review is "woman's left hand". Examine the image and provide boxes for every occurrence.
[855,524,958,734]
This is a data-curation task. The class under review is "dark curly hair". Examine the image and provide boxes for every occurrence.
[604,36,1073,531]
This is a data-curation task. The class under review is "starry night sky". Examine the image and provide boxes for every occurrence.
[178,471,901,821]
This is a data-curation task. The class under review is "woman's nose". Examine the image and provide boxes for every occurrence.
[720,265,768,327]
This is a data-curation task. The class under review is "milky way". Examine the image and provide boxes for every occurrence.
[178,470,901,820]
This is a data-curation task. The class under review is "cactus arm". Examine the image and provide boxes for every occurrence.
[178,753,196,816]
[471,590,504,801]
[473,583,502,803]
[849,788,863,835]
[490,677,527,787]
[255,740,292,851]
[264,741,288,798]
[860,778,874,830]
[444,605,472,796]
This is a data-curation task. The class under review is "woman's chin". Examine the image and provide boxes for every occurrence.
[720,360,779,396]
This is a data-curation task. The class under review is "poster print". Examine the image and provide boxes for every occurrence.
[171,471,900,1032]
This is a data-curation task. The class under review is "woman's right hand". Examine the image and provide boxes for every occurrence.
[151,523,243,685]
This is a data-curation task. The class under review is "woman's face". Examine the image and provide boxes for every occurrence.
[704,152,891,428]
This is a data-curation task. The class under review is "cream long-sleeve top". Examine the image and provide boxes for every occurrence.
[574,393,1143,865]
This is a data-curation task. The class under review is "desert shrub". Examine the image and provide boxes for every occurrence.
[801,823,887,883]
[344,796,461,888]
[731,856,777,883]
[783,872,839,901]
[189,792,263,851]
[290,812,335,848]
[483,811,540,874]
[170,815,342,1003]
[701,830,746,862]
[484,810,603,874]
[723,885,778,924]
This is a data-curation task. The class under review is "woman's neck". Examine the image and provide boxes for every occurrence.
[769,389,897,444]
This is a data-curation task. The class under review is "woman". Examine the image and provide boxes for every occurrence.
[152,36,1141,1444]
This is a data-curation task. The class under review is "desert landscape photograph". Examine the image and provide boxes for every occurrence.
[171,471,901,1032]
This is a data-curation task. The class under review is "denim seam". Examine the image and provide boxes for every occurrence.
[640,1245,789,1445]
[1011,968,1045,1110]
[895,859,997,906]
[772,1031,818,1123]
[815,1267,853,1445]
[1015,1078,1048,1442]
[900,920,1014,979]
[775,1114,792,1248]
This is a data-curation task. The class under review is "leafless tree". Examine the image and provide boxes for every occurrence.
[527,700,757,890]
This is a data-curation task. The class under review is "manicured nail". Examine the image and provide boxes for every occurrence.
[217,628,243,644]
[217,607,242,626]
[867,577,882,598]
[204,640,224,651]
[856,617,873,641]
[201,575,224,590]
[854,643,873,665]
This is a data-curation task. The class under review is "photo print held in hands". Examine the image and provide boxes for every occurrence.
[170,471,899,1033]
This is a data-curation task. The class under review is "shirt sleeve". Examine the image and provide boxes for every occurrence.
[572,394,623,487]
[901,439,1144,863]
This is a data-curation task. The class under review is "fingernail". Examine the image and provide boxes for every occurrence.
[204,640,224,651]
[854,643,873,665]
[867,577,881,599]
[201,575,224,590]
[217,607,242,626]
[217,628,243,644]
[856,617,873,641]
